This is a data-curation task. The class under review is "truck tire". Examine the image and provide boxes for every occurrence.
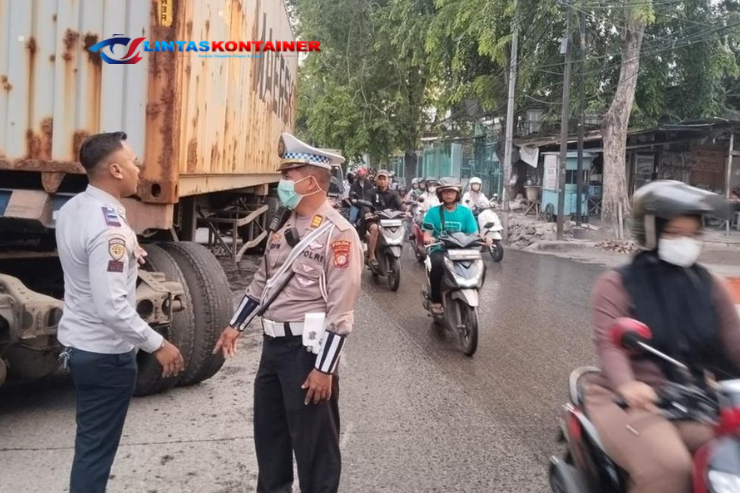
[134,244,196,396]
[161,241,231,386]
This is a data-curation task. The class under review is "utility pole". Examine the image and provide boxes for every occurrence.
[502,0,518,242]
[576,7,586,227]
[556,0,574,240]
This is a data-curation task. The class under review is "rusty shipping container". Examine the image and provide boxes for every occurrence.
[0,0,298,230]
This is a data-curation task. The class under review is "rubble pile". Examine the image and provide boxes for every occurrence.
[507,216,575,248]
[595,240,640,253]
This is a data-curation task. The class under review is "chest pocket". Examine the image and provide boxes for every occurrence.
[291,258,322,286]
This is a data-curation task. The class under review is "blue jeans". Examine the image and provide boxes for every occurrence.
[349,206,360,224]
[68,347,137,493]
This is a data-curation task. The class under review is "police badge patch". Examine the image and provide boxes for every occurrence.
[108,236,126,261]
[331,240,351,268]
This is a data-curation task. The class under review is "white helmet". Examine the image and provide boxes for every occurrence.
[469,177,482,186]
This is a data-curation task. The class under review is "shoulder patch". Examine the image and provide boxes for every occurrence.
[311,215,323,228]
[331,240,351,268]
[102,206,121,227]
[108,235,127,261]
[107,260,125,273]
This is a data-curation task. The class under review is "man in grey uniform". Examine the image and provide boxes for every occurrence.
[215,133,363,493]
[56,132,184,493]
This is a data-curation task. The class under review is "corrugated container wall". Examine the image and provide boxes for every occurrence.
[0,0,298,204]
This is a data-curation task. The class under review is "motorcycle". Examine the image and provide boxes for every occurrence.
[421,232,486,356]
[549,317,740,493]
[356,200,406,292]
[410,196,428,263]
[471,200,504,263]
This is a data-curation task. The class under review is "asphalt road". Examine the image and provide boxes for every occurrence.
[0,247,604,493]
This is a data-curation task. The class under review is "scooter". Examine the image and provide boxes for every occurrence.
[549,317,740,493]
[421,232,486,356]
[472,200,504,263]
[356,200,406,292]
[410,197,428,262]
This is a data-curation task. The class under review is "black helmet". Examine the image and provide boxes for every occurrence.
[631,180,730,249]
[435,177,462,202]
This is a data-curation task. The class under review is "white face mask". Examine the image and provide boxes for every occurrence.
[657,237,702,267]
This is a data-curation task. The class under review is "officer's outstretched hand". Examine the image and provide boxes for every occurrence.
[213,326,241,359]
[154,341,185,378]
[302,370,332,405]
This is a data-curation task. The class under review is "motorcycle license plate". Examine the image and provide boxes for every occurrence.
[447,249,482,261]
[380,219,403,227]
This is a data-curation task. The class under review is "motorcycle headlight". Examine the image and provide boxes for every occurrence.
[709,471,740,493]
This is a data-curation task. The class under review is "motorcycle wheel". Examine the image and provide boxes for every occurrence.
[489,240,504,263]
[387,256,401,291]
[549,458,588,493]
[458,302,479,356]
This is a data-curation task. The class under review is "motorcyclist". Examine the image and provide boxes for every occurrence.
[585,180,740,493]
[462,177,489,210]
[421,177,479,315]
[366,170,404,270]
[349,167,374,225]
[408,178,423,202]
[418,178,441,214]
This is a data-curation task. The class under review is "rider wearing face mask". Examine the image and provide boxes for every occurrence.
[418,178,441,213]
[462,177,489,210]
[586,180,740,493]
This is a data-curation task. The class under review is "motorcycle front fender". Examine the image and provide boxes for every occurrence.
[451,289,479,307]
[385,246,403,258]
[487,231,503,241]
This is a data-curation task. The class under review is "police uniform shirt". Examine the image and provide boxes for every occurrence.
[56,185,164,354]
[245,201,363,337]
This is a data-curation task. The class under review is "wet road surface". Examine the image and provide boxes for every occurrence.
[0,247,603,492]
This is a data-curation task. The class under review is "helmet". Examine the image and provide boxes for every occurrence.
[469,177,482,186]
[411,178,420,186]
[631,180,730,249]
[435,176,462,201]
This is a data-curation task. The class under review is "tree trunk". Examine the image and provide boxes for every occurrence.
[404,151,418,187]
[601,11,646,238]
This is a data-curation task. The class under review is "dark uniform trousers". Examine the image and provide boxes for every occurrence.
[67,347,137,493]
[255,334,341,493]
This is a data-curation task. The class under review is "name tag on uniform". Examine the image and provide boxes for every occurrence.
[303,312,326,354]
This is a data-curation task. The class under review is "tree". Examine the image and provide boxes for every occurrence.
[601,2,653,237]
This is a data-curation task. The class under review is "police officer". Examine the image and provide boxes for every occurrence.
[214,133,363,493]
[55,132,185,493]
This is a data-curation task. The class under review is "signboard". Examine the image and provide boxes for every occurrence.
[543,154,558,190]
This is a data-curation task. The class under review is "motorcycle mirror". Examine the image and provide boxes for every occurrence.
[610,318,652,351]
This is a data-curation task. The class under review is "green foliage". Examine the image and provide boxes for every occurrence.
[294,0,740,160]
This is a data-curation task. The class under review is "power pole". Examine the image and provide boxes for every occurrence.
[576,7,587,227]
[556,0,574,240]
[502,0,518,242]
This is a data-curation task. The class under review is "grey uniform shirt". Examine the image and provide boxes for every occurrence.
[56,185,164,354]
[246,201,363,336]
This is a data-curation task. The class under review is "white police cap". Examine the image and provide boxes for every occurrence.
[278,132,345,171]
